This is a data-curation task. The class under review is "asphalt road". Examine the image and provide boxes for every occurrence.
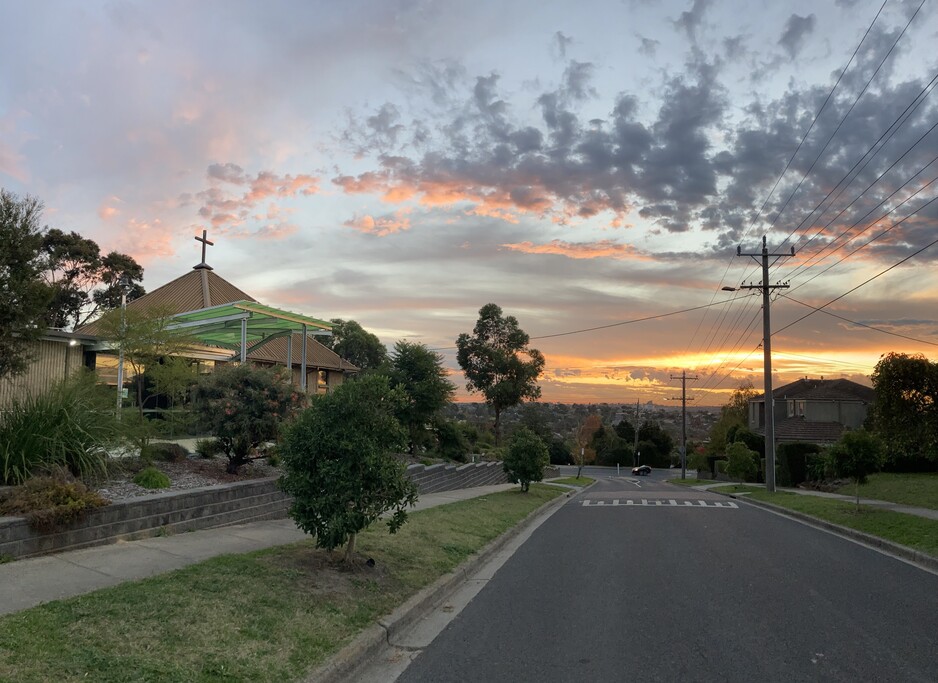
[395,469,938,682]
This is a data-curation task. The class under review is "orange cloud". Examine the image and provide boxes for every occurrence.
[114,217,176,264]
[97,196,123,221]
[344,209,411,236]
[500,239,650,261]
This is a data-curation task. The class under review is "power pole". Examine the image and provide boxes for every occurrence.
[668,371,698,480]
[633,399,641,466]
[737,236,793,493]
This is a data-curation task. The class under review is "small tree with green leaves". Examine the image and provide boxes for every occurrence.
[725,441,758,483]
[279,374,418,563]
[503,426,549,492]
[389,340,455,454]
[193,364,305,474]
[829,430,885,510]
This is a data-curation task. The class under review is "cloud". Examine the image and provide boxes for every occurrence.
[637,35,660,58]
[778,14,816,59]
[195,163,319,234]
[672,0,711,43]
[500,239,650,261]
[97,196,123,220]
[344,209,412,236]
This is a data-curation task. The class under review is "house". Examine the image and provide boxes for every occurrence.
[1,246,357,409]
[748,378,875,445]
[76,257,358,395]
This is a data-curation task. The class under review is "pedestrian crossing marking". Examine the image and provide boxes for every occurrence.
[580,499,738,509]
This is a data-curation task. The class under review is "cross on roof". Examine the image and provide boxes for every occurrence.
[194,229,214,270]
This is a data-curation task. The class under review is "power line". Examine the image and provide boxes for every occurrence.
[779,293,938,347]
[775,228,938,337]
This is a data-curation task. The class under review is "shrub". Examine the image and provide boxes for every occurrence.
[193,364,306,474]
[141,442,188,463]
[194,438,222,459]
[279,375,418,562]
[806,452,835,481]
[777,442,821,486]
[133,466,171,489]
[503,427,549,492]
[0,471,109,531]
[830,430,885,508]
[726,441,758,482]
[0,372,119,485]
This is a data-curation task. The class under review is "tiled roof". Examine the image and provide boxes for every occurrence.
[754,417,845,444]
[77,268,255,335]
[246,333,358,372]
[753,378,875,403]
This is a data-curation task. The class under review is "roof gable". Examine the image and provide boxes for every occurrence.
[752,378,875,403]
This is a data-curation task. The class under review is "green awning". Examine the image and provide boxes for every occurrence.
[166,300,332,352]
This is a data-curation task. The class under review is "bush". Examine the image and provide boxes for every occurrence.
[777,442,821,486]
[141,442,188,463]
[502,427,549,492]
[193,364,306,474]
[0,471,109,531]
[806,452,835,481]
[133,466,171,489]
[194,438,222,459]
[279,375,418,562]
[726,442,758,482]
[830,430,885,507]
[0,372,118,485]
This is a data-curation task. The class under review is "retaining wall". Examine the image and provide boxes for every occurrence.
[0,460,517,560]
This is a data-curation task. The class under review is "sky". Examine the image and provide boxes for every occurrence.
[2,0,938,405]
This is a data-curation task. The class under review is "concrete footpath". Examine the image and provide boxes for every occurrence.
[690,481,938,521]
[0,484,516,617]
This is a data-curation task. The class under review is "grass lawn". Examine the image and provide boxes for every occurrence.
[667,478,716,486]
[550,476,594,486]
[0,485,561,683]
[711,485,938,558]
[835,472,938,510]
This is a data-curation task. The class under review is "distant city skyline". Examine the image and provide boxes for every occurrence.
[2,0,936,405]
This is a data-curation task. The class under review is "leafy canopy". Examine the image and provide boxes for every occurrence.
[456,303,545,444]
[0,189,51,379]
[279,374,418,560]
[389,340,455,454]
[502,426,549,492]
[871,352,938,467]
[830,430,885,507]
[321,318,388,371]
[193,364,306,473]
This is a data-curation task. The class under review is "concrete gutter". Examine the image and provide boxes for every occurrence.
[305,482,592,683]
[716,491,938,575]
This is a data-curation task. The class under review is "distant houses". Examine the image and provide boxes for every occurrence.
[748,378,875,445]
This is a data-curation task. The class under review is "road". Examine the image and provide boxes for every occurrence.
[390,468,938,682]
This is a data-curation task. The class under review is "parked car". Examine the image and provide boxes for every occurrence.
[632,465,651,476]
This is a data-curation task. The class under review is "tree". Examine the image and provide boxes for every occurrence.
[40,228,144,329]
[321,318,388,371]
[502,426,549,492]
[725,441,758,482]
[96,306,196,416]
[638,419,674,465]
[870,352,938,469]
[389,340,455,454]
[0,189,51,379]
[574,414,601,478]
[829,430,885,509]
[456,303,545,446]
[279,374,418,562]
[706,381,758,456]
[194,364,306,474]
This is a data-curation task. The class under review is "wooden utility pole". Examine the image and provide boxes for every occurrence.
[737,236,794,493]
[668,371,698,480]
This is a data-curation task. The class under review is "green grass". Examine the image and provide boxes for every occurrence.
[0,485,561,683]
[835,472,938,510]
[667,478,716,486]
[711,485,938,558]
[550,476,594,486]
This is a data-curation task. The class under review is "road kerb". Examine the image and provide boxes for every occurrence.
[305,484,582,683]
[718,491,938,575]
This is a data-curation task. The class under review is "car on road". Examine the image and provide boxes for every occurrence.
[632,465,651,476]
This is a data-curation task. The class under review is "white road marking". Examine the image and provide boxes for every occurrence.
[580,499,738,509]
